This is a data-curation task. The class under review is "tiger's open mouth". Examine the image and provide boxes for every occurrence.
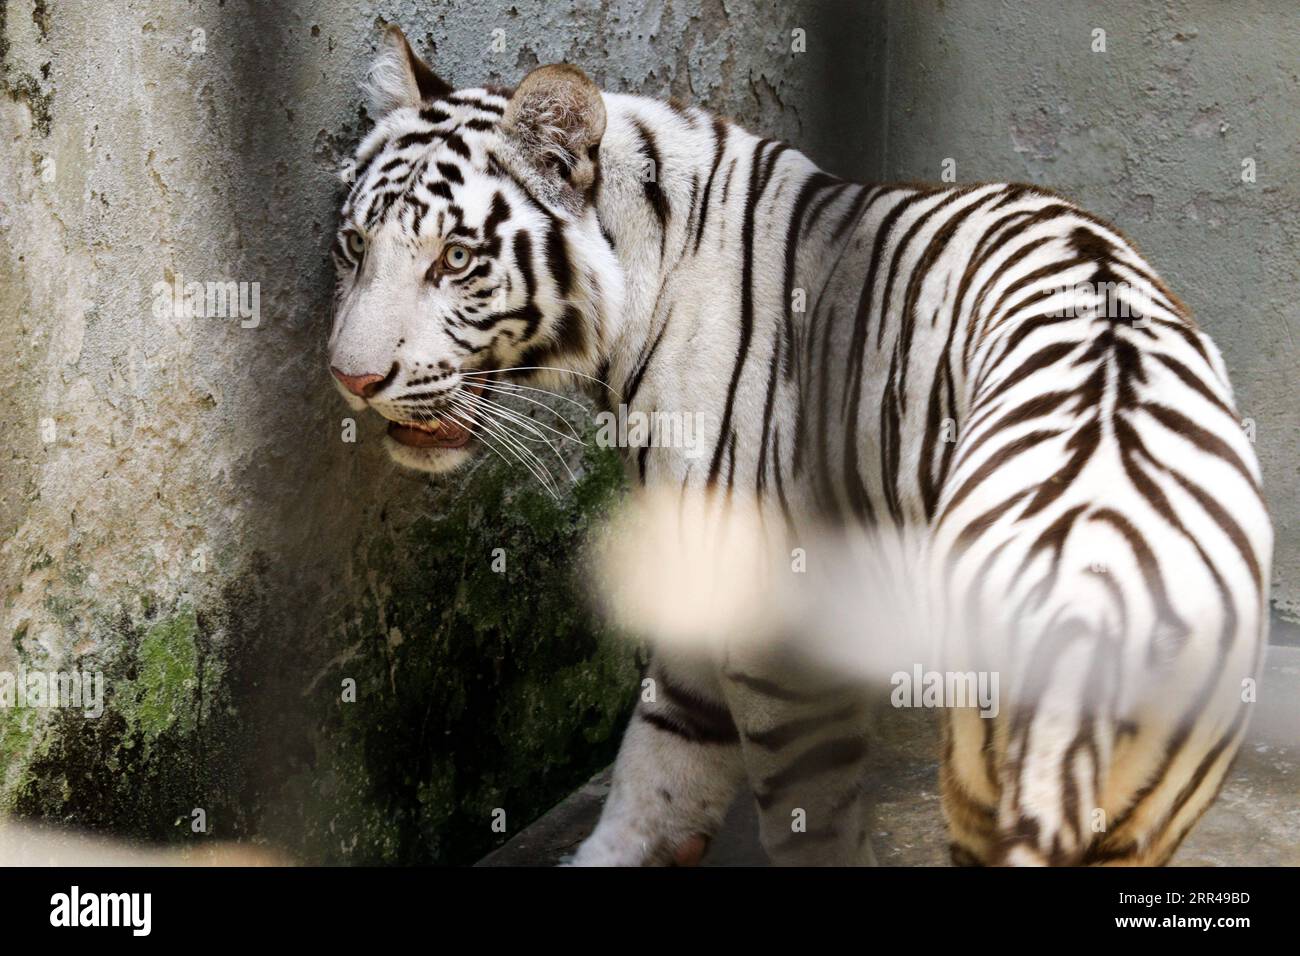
[384,382,486,450]
[386,418,472,449]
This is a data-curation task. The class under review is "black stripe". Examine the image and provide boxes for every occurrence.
[638,679,739,745]
[633,119,672,259]
[481,192,512,254]
[692,117,729,253]
[638,710,717,744]
[443,133,471,160]
[960,205,1076,371]
[723,670,819,702]
[744,703,860,751]
[939,427,1066,526]
[542,305,586,364]
[719,157,737,205]
[513,230,535,298]
[448,93,504,114]
[544,220,573,298]
[395,129,436,150]
[707,139,783,486]
[771,428,796,536]
[977,339,1083,408]
[878,349,904,523]
[754,737,869,809]
[837,191,928,511]
[829,182,876,243]
[803,181,851,235]
[1141,402,1260,493]
[1019,419,1101,519]
[625,311,669,409]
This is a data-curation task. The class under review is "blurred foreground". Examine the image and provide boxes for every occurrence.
[0,822,287,866]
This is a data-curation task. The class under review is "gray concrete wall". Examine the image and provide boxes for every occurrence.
[874,0,1300,620]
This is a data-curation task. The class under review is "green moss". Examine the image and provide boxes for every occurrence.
[119,607,201,741]
[0,708,40,812]
[6,593,262,842]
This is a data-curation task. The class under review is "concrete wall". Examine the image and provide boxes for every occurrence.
[0,0,1293,863]
[875,0,1300,621]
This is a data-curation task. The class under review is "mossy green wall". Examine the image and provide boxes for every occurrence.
[4,439,638,863]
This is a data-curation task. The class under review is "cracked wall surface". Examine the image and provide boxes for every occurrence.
[1,0,1294,864]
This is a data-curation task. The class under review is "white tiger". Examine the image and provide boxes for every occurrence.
[328,27,1272,866]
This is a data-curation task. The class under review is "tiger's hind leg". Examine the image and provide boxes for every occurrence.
[570,651,745,866]
[721,657,876,866]
[991,619,1118,866]
[942,644,1255,867]
[939,708,1001,866]
[939,619,1118,867]
[981,709,1247,867]
[946,645,1252,866]
[1079,692,1252,867]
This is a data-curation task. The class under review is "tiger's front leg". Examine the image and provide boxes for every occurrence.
[569,652,745,866]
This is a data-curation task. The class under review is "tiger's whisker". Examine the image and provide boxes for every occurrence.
[463,366,621,397]
[466,379,591,412]
[460,390,586,445]
[446,405,559,498]
[439,408,517,472]
[465,381,590,432]
[458,397,580,487]
[449,398,561,496]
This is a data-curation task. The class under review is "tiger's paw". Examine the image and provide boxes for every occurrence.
[564,831,711,867]
[668,833,710,866]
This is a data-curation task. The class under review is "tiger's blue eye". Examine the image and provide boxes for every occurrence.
[441,244,473,274]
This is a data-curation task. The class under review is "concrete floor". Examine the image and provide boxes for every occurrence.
[479,644,1300,866]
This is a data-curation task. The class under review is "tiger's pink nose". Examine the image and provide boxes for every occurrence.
[331,367,385,398]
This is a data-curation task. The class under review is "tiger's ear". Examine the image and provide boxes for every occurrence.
[365,25,453,114]
[503,64,605,191]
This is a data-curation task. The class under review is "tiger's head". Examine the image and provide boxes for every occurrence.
[328,26,623,474]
